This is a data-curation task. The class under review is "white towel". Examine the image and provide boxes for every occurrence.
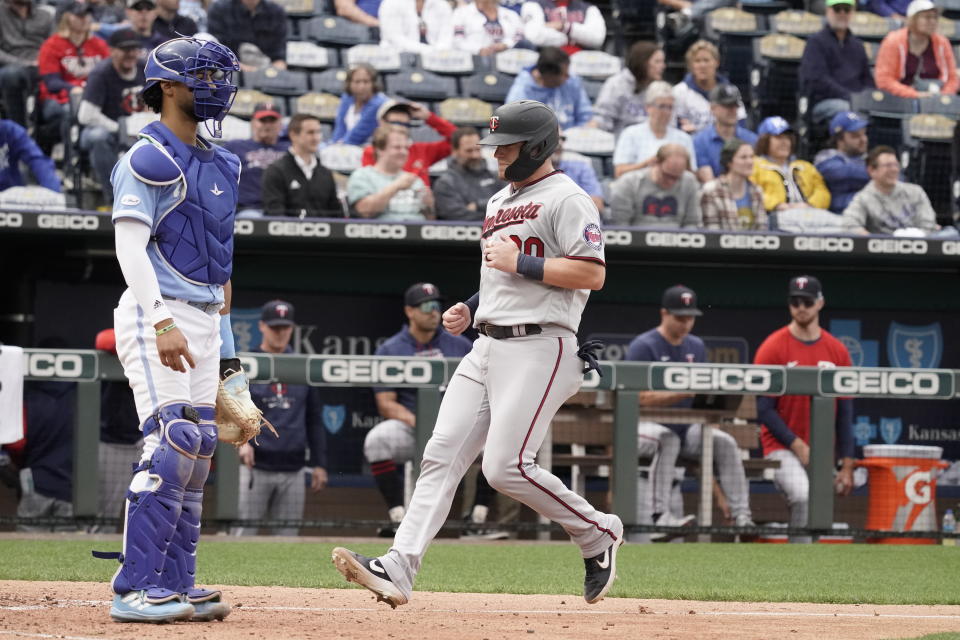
[0,345,24,445]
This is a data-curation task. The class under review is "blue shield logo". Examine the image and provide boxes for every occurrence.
[322,405,347,434]
[230,308,263,353]
[880,417,902,444]
[887,322,943,369]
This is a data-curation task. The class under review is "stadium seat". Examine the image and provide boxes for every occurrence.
[463,71,512,105]
[770,10,823,37]
[293,92,341,122]
[230,89,288,119]
[740,0,789,15]
[310,68,348,95]
[245,67,310,96]
[562,126,615,156]
[611,0,657,46]
[939,17,960,43]
[218,115,252,142]
[851,89,918,153]
[704,7,769,93]
[385,69,458,102]
[849,12,896,43]
[944,0,960,19]
[437,97,493,127]
[345,44,402,73]
[305,15,376,47]
[495,48,539,75]
[919,94,960,118]
[274,0,326,17]
[287,40,337,70]
[750,33,805,122]
[0,185,66,210]
[581,78,604,102]
[902,113,956,223]
[421,49,475,76]
[569,50,622,81]
[320,143,365,173]
[409,124,444,143]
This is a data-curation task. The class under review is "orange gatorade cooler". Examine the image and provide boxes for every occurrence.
[857,444,949,544]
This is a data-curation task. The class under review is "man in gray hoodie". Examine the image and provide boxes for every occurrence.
[0,0,53,127]
[433,126,504,221]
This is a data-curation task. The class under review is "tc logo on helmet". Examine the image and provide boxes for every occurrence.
[489,116,499,131]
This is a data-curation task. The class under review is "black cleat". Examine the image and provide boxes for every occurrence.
[583,515,624,604]
[331,547,409,609]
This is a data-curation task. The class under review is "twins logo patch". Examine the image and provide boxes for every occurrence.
[120,194,141,206]
[582,222,603,251]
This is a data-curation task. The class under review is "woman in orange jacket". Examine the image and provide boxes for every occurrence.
[874,0,959,98]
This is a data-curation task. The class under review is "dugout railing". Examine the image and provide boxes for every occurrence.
[14,349,960,538]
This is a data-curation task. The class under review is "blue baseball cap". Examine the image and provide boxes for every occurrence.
[758,116,792,136]
[830,111,868,135]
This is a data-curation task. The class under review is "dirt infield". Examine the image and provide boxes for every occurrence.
[1,580,959,640]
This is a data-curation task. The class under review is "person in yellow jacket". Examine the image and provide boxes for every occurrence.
[750,117,831,213]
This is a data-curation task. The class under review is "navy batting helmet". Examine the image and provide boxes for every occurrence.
[478,100,560,182]
[144,37,240,138]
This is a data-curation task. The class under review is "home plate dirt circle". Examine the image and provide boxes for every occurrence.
[1,581,958,640]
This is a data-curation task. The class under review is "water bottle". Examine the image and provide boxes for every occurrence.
[943,508,956,546]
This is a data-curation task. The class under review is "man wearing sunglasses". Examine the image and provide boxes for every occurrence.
[753,275,856,542]
[362,282,473,536]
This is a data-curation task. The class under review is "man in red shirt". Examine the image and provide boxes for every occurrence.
[360,99,455,186]
[753,275,855,542]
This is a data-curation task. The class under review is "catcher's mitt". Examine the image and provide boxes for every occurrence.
[215,363,278,446]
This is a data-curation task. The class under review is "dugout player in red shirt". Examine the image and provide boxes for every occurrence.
[753,275,855,542]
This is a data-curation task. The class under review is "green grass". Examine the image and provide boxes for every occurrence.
[2,539,959,605]
[888,635,960,640]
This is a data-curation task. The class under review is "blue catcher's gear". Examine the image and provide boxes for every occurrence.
[144,37,240,138]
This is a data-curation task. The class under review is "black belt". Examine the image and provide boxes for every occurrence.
[477,323,542,339]
[161,295,222,315]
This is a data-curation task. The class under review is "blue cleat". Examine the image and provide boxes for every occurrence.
[186,589,231,622]
[110,589,195,623]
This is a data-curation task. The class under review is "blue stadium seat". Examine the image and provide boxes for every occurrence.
[901,113,956,224]
[310,68,349,95]
[919,94,960,119]
[385,69,458,103]
[293,92,341,122]
[704,7,770,95]
[305,15,376,47]
[851,89,918,151]
[750,33,805,123]
[769,10,823,38]
[463,71,512,105]
[245,67,310,97]
[287,40,338,71]
[230,89,289,120]
[848,12,896,43]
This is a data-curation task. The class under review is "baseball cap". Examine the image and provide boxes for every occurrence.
[261,299,296,327]
[907,0,937,17]
[829,111,868,135]
[788,275,823,300]
[661,285,703,317]
[252,101,282,120]
[108,28,142,50]
[404,282,442,307]
[377,98,415,123]
[758,116,793,136]
[709,84,741,106]
[60,1,94,16]
[126,0,155,9]
[825,0,855,7]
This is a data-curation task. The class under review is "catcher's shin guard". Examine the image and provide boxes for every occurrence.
[110,403,203,596]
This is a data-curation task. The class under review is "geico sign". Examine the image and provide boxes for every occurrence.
[719,234,780,250]
[660,366,774,392]
[267,220,331,237]
[941,241,960,255]
[24,353,85,378]
[829,370,941,395]
[793,236,854,252]
[238,355,259,380]
[867,238,928,254]
[345,223,406,239]
[644,232,706,248]
[421,225,481,241]
[0,212,23,227]
[38,214,99,230]
[603,229,633,246]
[234,219,254,235]
[321,359,432,384]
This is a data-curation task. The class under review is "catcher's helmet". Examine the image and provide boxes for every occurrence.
[478,100,560,182]
[144,37,240,138]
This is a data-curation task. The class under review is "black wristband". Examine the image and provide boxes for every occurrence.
[219,357,242,381]
[516,253,545,280]
[465,292,480,317]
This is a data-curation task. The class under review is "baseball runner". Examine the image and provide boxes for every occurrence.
[754,275,855,543]
[333,100,623,607]
[95,37,244,622]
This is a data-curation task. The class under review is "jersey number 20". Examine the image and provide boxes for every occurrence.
[508,235,545,257]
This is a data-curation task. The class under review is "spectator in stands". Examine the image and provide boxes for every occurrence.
[433,126,503,221]
[36,3,109,154]
[875,0,958,98]
[223,101,289,216]
[451,0,524,56]
[149,0,197,49]
[505,46,592,129]
[360,99,455,186]
[330,63,388,146]
[262,113,341,218]
[349,124,432,220]
[0,0,53,128]
[207,0,288,72]
[751,116,831,213]
[378,0,453,54]
[613,81,696,179]
[841,145,939,235]
[334,0,380,28]
[234,300,328,536]
[519,0,605,53]
[626,285,755,538]
[814,111,869,214]
[87,0,128,40]
[672,40,744,135]
[799,0,875,125]
[552,131,604,214]
[693,84,756,183]
[865,0,908,22]
[590,41,664,136]
[179,0,211,31]
[610,144,701,228]
[700,138,766,230]
[754,275,855,543]
[125,0,157,50]
[77,28,145,207]
[363,283,473,536]
[0,119,61,192]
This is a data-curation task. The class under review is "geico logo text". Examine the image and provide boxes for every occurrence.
[662,366,773,391]
[421,225,482,241]
[867,238,928,254]
[321,359,432,384]
[720,234,780,250]
[24,353,85,377]
[793,236,854,252]
[830,370,941,395]
[345,224,407,239]
[38,214,99,230]
[0,212,23,227]
[267,221,331,237]
[645,232,706,248]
